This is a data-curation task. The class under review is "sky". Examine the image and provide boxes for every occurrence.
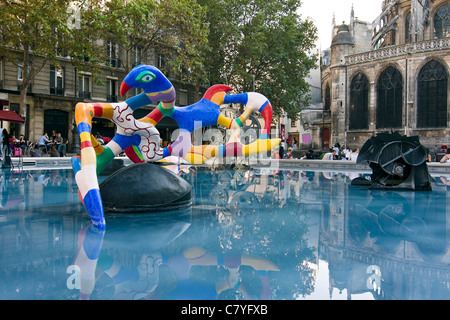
[298,0,384,49]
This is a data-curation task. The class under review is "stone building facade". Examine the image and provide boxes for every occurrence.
[0,43,199,151]
[321,0,450,153]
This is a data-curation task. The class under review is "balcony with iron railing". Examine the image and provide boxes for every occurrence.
[78,91,91,100]
[50,87,64,96]
[346,38,450,66]
[108,57,122,69]
[106,95,117,102]
[17,83,32,93]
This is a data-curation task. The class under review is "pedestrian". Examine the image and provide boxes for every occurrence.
[306,149,316,159]
[51,130,57,142]
[440,149,450,163]
[284,147,293,159]
[322,149,336,160]
[279,141,285,159]
[426,149,432,162]
[54,132,68,157]
[38,133,52,152]
[344,147,352,160]
[349,147,359,162]
[333,143,340,154]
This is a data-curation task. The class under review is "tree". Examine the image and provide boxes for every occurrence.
[0,0,107,130]
[104,0,209,99]
[199,0,318,120]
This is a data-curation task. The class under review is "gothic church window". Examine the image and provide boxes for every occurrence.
[349,72,369,130]
[405,13,412,43]
[377,66,403,129]
[417,60,448,128]
[434,3,450,39]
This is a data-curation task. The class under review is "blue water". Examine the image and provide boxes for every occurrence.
[0,166,449,300]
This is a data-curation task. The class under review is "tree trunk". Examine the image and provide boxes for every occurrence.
[18,44,30,136]
[18,87,27,136]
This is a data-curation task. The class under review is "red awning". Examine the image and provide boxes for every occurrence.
[0,110,25,124]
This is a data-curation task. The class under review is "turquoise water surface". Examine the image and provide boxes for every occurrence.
[0,166,449,300]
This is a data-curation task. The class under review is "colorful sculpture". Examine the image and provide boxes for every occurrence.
[72,65,280,229]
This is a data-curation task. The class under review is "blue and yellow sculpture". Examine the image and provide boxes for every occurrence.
[72,65,280,229]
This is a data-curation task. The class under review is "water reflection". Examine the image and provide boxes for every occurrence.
[0,167,448,300]
[70,211,191,300]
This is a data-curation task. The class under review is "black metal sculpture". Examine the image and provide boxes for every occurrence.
[353,132,432,191]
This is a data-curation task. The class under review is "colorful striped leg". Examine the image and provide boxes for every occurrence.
[73,103,114,229]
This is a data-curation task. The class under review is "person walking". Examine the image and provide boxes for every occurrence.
[349,147,359,162]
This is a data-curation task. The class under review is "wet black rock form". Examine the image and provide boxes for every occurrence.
[100,163,192,212]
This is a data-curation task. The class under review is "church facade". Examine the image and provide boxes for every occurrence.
[321,0,450,153]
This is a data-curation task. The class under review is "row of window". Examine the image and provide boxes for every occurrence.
[341,59,448,130]
[49,66,118,102]
[0,46,166,102]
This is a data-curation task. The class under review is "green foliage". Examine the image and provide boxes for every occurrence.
[0,0,108,116]
[199,0,318,119]
[104,0,209,82]
[0,0,318,121]
[0,0,209,115]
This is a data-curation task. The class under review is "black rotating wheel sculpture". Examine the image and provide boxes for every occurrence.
[354,132,432,191]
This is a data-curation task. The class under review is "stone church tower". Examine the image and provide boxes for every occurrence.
[321,0,450,153]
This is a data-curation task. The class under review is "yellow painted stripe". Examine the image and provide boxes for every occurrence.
[217,114,232,128]
[91,135,105,155]
[240,108,253,122]
[138,117,157,126]
[202,145,218,159]
[101,105,114,119]
[211,92,226,105]
[146,86,174,96]
[243,139,281,156]
[80,131,91,142]
[184,152,206,165]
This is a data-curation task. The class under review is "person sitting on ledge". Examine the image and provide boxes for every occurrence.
[37,133,52,153]
[54,132,68,157]
[284,147,293,159]
[440,149,450,163]
[322,149,336,161]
